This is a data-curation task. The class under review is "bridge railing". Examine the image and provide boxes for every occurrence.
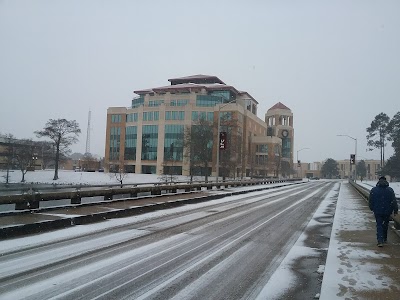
[350,180,400,230]
[0,178,302,211]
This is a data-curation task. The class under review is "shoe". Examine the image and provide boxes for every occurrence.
[383,240,388,244]
[377,242,383,247]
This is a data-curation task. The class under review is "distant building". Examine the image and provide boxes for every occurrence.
[296,159,382,180]
[337,159,381,180]
[0,135,42,171]
[105,75,294,177]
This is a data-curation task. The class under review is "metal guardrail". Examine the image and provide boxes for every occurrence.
[0,178,301,211]
[350,180,400,230]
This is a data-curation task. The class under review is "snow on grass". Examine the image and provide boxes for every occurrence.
[0,169,176,185]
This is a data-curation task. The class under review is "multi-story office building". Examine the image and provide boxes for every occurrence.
[105,75,294,177]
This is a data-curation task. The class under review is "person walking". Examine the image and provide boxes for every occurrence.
[369,176,398,247]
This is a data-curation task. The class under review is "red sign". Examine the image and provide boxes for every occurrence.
[219,132,227,150]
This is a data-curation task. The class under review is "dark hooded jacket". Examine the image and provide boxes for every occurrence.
[369,178,398,215]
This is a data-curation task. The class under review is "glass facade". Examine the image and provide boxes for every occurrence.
[132,96,144,108]
[165,111,185,120]
[143,111,159,121]
[124,126,137,160]
[126,113,138,122]
[141,125,158,160]
[282,138,291,158]
[148,100,164,107]
[164,125,184,161]
[111,114,122,123]
[170,99,189,106]
[210,90,233,100]
[109,127,121,160]
[196,95,223,107]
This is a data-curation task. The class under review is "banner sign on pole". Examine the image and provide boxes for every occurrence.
[219,132,227,150]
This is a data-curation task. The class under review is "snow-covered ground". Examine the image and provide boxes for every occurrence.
[358,180,400,197]
[0,169,200,186]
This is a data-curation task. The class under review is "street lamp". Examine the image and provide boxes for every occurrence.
[337,134,357,182]
[296,147,310,178]
[216,98,237,182]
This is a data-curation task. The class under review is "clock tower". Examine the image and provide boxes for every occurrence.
[265,102,294,175]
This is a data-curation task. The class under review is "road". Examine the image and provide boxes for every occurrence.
[0,180,337,300]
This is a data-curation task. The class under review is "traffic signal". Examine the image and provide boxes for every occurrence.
[350,154,355,164]
[297,160,301,167]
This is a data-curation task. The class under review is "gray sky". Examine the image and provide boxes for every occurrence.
[1,0,399,163]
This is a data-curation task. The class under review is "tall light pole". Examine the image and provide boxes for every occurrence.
[216,98,237,182]
[296,147,310,178]
[337,134,357,182]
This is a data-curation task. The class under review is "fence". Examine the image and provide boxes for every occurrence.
[0,178,301,211]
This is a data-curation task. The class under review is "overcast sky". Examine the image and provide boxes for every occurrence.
[1,0,399,163]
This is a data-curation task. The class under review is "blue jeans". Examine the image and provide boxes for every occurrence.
[374,214,390,243]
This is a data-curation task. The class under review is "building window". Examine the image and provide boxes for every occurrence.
[124,165,135,173]
[282,138,291,158]
[163,166,182,175]
[148,100,164,107]
[126,113,138,122]
[142,165,156,174]
[109,127,121,160]
[196,95,224,107]
[132,96,144,108]
[256,144,268,153]
[210,90,232,100]
[141,125,158,160]
[143,111,159,121]
[164,125,184,161]
[171,99,189,106]
[166,111,185,120]
[124,126,137,160]
[256,155,268,165]
[111,114,122,123]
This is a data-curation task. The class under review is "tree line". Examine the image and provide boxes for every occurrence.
[1,119,81,183]
[320,112,400,180]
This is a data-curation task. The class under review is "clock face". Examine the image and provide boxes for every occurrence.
[282,130,288,137]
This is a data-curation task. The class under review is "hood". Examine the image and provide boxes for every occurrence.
[376,178,389,187]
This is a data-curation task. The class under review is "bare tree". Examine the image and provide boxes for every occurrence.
[183,118,213,182]
[14,139,36,182]
[38,141,55,170]
[35,119,81,180]
[109,160,128,186]
[1,134,16,184]
[215,113,243,180]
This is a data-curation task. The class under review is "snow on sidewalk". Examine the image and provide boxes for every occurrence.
[320,182,400,299]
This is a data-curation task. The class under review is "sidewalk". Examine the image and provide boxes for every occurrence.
[321,182,400,299]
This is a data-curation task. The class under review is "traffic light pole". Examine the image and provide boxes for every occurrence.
[337,135,357,182]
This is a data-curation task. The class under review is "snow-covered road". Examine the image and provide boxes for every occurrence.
[0,181,336,299]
